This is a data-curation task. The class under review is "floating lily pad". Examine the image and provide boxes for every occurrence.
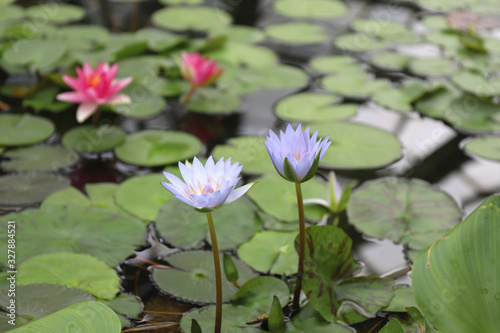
[0,204,145,266]
[23,86,71,112]
[259,64,309,90]
[17,252,120,299]
[301,226,394,324]
[99,293,143,318]
[265,22,329,44]
[156,197,262,250]
[0,114,54,146]
[408,57,458,76]
[181,304,261,332]
[55,25,110,46]
[462,136,500,161]
[2,38,67,73]
[443,96,500,134]
[115,173,173,221]
[1,145,78,172]
[275,93,357,122]
[0,5,23,23]
[212,137,275,175]
[41,186,90,208]
[273,0,347,19]
[415,82,461,119]
[322,72,389,99]
[113,87,167,118]
[247,174,328,222]
[451,71,500,96]
[26,4,85,24]
[205,42,277,68]
[5,301,121,333]
[310,55,361,74]
[233,276,290,312]
[315,122,402,170]
[62,125,126,153]
[209,25,264,44]
[381,286,418,313]
[42,184,119,211]
[0,173,70,207]
[372,80,428,112]
[186,88,241,114]
[334,33,389,52]
[371,52,412,71]
[412,194,500,333]
[151,251,257,303]
[348,178,461,261]
[352,20,420,44]
[286,304,354,332]
[238,230,298,275]
[152,6,231,32]
[134,28,188,52]
[0,284,94,325]
[417,0,479,11]
[115,130,202,167]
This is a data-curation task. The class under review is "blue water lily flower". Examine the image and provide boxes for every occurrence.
[161,156,255,212]
[265,124,332,183]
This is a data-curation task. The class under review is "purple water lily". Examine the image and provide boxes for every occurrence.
[161,156,255,212]
[265,124,331,183]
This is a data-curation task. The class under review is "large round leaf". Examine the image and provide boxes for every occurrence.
[7,301,121,333]
[0,114,54,146]
[265,22,329,44]
[151,251,257,303]
[17,253,120,299]
[309,55,360,75]
[371,52,412,71]
[232,276,290,313]
[26,4,85,24]
[0,173,70,207]
[156,197,262,250]
[205,42,276,68]
[348,178,462,260]
[247,174,328,222]
[62,125,126,153]
[321,72,389,100]
[273,0,347,19]
[412,194,500,333]
[334,33,389,52]
[275,93,356,123]
[22,86,71,112]
[408,57,458,76]
[462,136,500,161]
[152,6,231,32]
[315,122,402,170]
[212,137,275,175]
[2,38,67,73]
[1,145,78,172]
[185,88,241,114]
[98,293,143,318]
[443,96,500,134]
[114,173,173,221]
[0,205,145,267]
[115,130,202,167]
[372,80,428,113]
[209,25,264,44]
[113,89,167,118]
[238,230,299,275]
[258,64,309,90]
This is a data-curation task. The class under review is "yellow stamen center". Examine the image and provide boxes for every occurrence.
[87,75,101,87]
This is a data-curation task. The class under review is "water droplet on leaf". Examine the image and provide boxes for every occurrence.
[480,288,488,295]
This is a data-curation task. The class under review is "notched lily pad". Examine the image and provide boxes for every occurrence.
[152,6,231,32]
[186,88,241,114]
[443,96,500,134]
[462,135,500,161]
[62,125,126,153]
[1,145,78,172]
[265,22,329,44]
[22,86,71,112]
[273,0,347,19]
[0,114,55,146]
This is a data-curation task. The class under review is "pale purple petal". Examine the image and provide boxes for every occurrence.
[223,182,256,205]
[174,194,199,208]
[162,171,188,191]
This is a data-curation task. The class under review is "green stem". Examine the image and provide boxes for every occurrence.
[332,214,340,228]
[293,182,306,313]
[92,109,101,126]
[206,211,222,333]
[181,85,197,105]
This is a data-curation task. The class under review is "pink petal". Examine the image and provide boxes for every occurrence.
[76,102,99,123]
[83,61,94,77]
[107,94,131,105]
[108,77,133,96]
[56,91,89,104]
[63,75,85,91]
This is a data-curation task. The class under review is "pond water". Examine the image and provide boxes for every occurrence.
[1,0,499,332]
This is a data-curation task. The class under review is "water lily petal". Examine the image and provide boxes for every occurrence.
[76,102,99,123]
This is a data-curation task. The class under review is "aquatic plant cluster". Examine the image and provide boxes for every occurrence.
[0,0,499,332]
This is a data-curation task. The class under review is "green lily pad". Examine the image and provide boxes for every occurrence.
[41,186,90,208]
[259,64,309,90]
[0,283,94,326]
[322,72,389,99]
[134,28,188,53]
[156,197,263,250]
[2,38,67,73]
[205,42,277,69]
[62,125,126,153]
[151,251,257,303]
[185,88,241,114]
[209,25,264,44]
[246,174,328,222]
[26,4,85,24]
[238,230,299,275]
[301,226,394,324]
[99,293,143,318]
[372,80,428,112]
[265,22,329,44]
[0,204,145,266]
[286,304,354,332]
[42,184,120,211]
[54,25,110,47]
[275,93,357,122]
[371,52,413,71]
[152,6,231,32]
[379,318,405,333]
[443,96,500,134]
[352,19,408,37]
[334,33,389,52]
[451,71,500,96]
[5,301,121,333]
[115,130,202,167]
[348,178,461,261]
[462,136,500,161]
[315,122,402,170]
[412,194,500,333]
[181,304,261,332]
[415,82,461,119]
[381,286,419,313]
[113,87,167,118]
[408,57,458,76]
[0,114,54,146]
[22,86,71,112]
[273,0,347,19]
[233,276,290,313]
[212,137,275,175]
[1,145,78,172]
[17,252,120,299]
[0,5,23,23]
[0,173,70,207]
[309,55,362,75]
[115,173,173,221]
[417,0,479,11]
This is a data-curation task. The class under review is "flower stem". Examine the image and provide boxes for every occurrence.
[92,109,101,126]
[206,211,222,333]
[293,182,306,313]
[181,85,197,105]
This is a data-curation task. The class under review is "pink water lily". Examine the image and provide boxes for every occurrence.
[181,52,224,88]
[57,61,132,123]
